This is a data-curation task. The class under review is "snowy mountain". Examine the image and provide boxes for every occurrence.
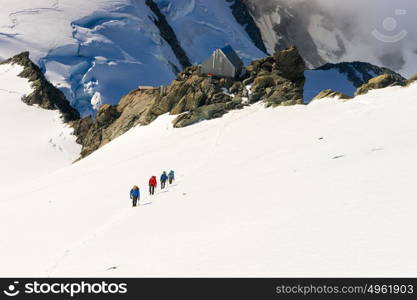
[1,0,415,117]
[1,58,417,275]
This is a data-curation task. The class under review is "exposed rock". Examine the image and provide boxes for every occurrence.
[173,100,244,128]
[1,48,307,159]
[312,89,352,101]
[1,52,80,122]
[252,75,276,91]
[71,117,98,158]
[242,76,255,86]
[230,81,243,93]
[407,74,417,86]
[71,88,159,157]
[173,104,226,128]
[355,74,406,96]
[245,46,305,107]
[96,104,120,126]
[73,47,306,157]
[272,46,305,82]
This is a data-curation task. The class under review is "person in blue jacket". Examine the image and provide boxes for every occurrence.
[130,185,140,207]
[168,170,175,184]
[160,171,168,189]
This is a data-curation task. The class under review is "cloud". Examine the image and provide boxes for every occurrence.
[247,0,417,76]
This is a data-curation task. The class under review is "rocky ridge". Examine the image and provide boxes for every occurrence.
[406,74,417,86]
[4,50,414,160]
[1,52,80,122]
[72,46,306,157]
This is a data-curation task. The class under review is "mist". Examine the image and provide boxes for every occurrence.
[248,0,417,76]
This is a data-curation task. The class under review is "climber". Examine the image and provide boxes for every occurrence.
[160,171,168,189]
[168,170,175,184]
[130,185,140,207]
[149,176,157,195]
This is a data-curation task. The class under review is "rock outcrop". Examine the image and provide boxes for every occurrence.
[355,73,407,96]
[312,89,352,101]
[407,74,417,86]
[4,49,410,161]
[242,46,305,106]
[71,88,158,157]
[1,52,80,122]
[73,47,306,157]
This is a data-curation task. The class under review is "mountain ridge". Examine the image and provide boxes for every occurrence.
[1,48,412,160]
[1,0,415,117]
[1,51,80,122]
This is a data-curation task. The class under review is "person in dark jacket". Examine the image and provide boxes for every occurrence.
[149,176,157,195]
[168,170,175,184]
[160,171,168,189]
[130,185,140,207]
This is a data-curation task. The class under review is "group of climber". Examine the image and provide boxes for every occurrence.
[129,170,175,207]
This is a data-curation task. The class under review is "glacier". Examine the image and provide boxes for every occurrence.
[0,0,265,117]
[0,0,181,116]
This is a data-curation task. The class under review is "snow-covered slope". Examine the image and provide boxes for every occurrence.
[1,81,417,277]
[0,62,80,190]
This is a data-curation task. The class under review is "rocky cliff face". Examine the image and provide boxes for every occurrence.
[407,74,417,86]
[244,46,305,107]
[1,52,80,122]
[73,46,306,157]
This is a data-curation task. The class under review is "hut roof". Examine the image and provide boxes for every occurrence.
[220,45,243,69]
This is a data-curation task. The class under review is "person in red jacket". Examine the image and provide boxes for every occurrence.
[149,176,157,195]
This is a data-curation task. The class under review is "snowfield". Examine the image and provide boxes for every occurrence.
[0,62,80,189]
[1,71,417,276]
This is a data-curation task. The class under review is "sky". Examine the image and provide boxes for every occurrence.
[313,0,416,62]
[309,0,416,75]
